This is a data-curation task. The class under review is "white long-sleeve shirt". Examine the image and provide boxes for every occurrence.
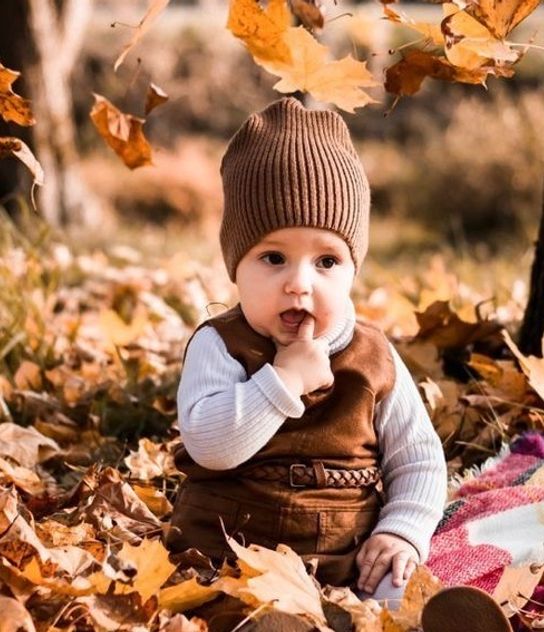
[177,300,447,561]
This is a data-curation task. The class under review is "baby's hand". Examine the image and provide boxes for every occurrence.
[356,533,419,594]
[273,313,334,397]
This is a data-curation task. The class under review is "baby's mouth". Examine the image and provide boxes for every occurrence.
[280,309,308,328]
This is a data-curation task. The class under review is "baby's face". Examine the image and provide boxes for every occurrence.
[235,227,355,346]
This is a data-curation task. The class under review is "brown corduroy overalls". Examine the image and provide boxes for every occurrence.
[168,304,395,586]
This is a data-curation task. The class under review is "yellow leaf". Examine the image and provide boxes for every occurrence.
[227,0,292,64]
[114,0,171,71]
[383,6,444,46]
[159,577,223,612]
[259,26,379,112]
[0,64,35,126]
[90,94,152,170]
[116,538,176,602]
[226,535,327,624]
[503,330,544,401]
[464,0,541,39]
[132,484,173,518]
[98,306,148,348]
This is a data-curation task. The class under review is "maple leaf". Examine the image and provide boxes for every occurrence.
[0,422,59,468]
[145,82,169,116]
[461,0,541,40]
[0,596,36,632]
[114,0,171,71]
[89,94,153,170]
[258,26,379,112]
[228,0,292,65]
[0,137,44,208]
[0,63,35,126]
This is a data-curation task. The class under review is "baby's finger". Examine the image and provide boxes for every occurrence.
[403,558,418,581]
[297,312,315,340]
[391,552,412,587]
[361,554,391,593]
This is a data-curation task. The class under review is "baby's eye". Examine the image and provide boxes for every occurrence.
[317,256,339,269]
[261,252,285,265]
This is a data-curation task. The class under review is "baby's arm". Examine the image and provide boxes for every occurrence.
[177,325,305,470]
[356,342,447,591]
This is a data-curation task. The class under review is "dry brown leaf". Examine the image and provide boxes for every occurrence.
[76,593,151,631]
[0,422,59,468]
[114,0,171,71]
[159,615,209,632]
[0,457,45,495]
[322,585,383,631]
[0,596,36,632]
[124,437,177,480]
[288,0,325,32]
[468,353,528,401]
[492,563,544,617]
[385,49,514,96]
[503,330,544,401]
[259,26,379,112]
[115,539,176,602]
[462,0,541,39]
[90,94,153,170]
[14,360,42,391]
[228,0,292,65]
[145,83,169,115]
[0,138,44,208]
[0,64,35,126]
[226,535,327,624]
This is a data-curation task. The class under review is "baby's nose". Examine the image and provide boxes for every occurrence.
[284,266,313,294]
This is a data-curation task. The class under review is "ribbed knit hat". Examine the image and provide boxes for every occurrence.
[219,97,370,282]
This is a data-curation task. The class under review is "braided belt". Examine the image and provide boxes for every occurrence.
[240,462,381,489]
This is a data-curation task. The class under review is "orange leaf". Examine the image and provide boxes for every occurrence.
[259,26,379,112]
[0,137,44,208]
[227,0,292,64]
[145,82,169,115]
[463,0,541,39]
[90,94,152,170]
[0,64,35,126]
[503,330,544,401]
[385,49,514,96]
[114,0,171,71]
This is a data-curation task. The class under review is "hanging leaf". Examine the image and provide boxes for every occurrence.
[145,82,169,115]
[288,0,325,32]
[461,0,541,39]
[89,94,153,170]
[0,137,44,208]
[114,0,171,71]
[0,64,35,126]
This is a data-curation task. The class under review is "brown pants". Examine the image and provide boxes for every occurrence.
[167,480,381,587]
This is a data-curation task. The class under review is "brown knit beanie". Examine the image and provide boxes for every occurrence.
[219,97,370,282]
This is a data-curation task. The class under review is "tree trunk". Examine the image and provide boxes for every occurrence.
[519,195,544,357]
[0,0,101,227]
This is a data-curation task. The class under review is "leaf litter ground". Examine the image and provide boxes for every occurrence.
[0,218,543,631]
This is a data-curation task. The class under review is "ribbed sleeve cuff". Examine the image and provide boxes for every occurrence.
[252,363,305,418]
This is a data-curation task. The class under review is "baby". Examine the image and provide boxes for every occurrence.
[168,97,447,602]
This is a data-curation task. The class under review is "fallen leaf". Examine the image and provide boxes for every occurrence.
[0,596,36,632]
[322,585,383,631]
[145,83,169,115]
[0,137,44,208]
[492,563,544,617]
[0,64,35,126]
[98,306,149,348]
[90,94,153,170]
[227,0,292,65]
[503,330,544,401]
[159,576,224,612]
[259,26,379,112]
[114,0,171,71]
[0,422,59,468]
[133,484,173,518]
[226,535,327,624]
[124,437,177,480]
[14,360,42,391]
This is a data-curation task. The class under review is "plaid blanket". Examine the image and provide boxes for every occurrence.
[426,432,544,617]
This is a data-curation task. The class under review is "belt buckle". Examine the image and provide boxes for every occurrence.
[288,464,307,488]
